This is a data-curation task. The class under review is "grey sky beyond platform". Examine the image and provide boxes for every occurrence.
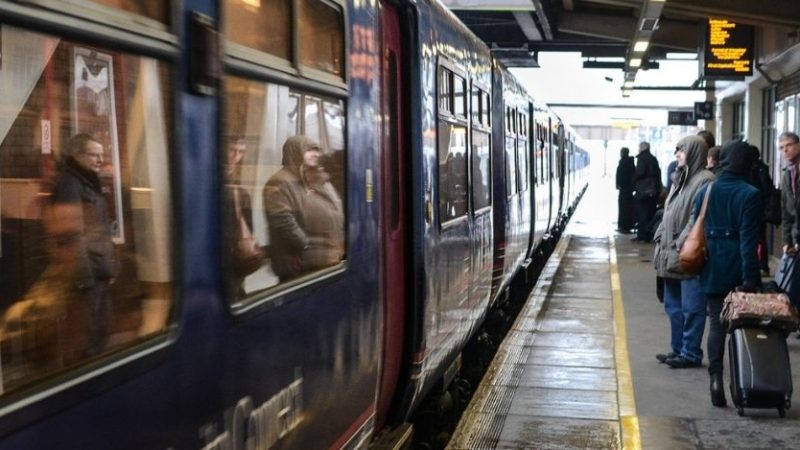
[449,179,800,449]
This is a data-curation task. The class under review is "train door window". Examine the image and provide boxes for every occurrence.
[299,0,345,77]
[439,68,452,114]
[436,60,469,224]
[87,0,171,24]
[0,24,176,395]
[222,76,347,303]
[483,92,491,126]
[453,74,466,118]
[471,87,481,125]
[225,0,292,61]
[438,123,468,222]
[505,107,518,198]
[517,113,529,191]
[471,85,491,213]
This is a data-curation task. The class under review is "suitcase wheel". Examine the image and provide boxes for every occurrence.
[778,408,786,418]
[737,407,745,417]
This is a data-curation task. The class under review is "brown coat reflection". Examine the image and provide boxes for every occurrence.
[263,136,344,282]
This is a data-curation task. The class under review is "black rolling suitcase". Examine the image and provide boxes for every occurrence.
[728,326,793,417]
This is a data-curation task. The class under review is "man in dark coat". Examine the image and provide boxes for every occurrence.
[615,147,635,233]
[51,133,118,356]
[632,141,661,242]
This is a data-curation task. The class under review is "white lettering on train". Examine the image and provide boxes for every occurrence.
[199,368,304,450]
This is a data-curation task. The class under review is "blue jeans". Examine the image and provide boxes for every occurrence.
[663,279,683,355]
[663,278,706,363]
[679,278,706,363]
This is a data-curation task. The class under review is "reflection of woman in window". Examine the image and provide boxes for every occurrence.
[263,136,344,282]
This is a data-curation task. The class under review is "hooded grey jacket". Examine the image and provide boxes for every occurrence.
[653,135,715,279]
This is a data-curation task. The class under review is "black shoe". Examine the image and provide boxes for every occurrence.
[665,355,702,368]
[710,373,727,407]
[656,352,677,363]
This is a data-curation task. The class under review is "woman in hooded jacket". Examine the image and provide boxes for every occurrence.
[693,140,762,407]
[653,135,715,369]
[263,136,345,282]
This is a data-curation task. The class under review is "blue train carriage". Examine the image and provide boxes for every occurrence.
[489,66,532,304]
[390,0,495,421]
[0,0,385,449]
[218,0,383,448]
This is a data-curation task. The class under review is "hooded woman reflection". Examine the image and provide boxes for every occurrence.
[263,136,344,283]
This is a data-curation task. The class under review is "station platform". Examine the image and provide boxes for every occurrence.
[448,176,800,449]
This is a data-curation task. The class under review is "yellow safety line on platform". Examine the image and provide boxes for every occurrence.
[609,237,641,450]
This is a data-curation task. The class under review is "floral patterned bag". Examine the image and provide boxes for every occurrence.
[721,291,800,332]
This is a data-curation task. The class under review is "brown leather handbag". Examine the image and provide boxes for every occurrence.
[679,183,713,275]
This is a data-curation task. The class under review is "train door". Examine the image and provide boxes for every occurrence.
[377,0,407,430]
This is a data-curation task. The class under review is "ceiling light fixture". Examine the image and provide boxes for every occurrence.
[633,40,649,52]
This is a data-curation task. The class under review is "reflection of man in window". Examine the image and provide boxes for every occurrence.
[263,136,344,282]
[51,134,118,356]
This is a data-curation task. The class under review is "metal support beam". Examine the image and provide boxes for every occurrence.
[512,11,543,41]
[531,0,553,40]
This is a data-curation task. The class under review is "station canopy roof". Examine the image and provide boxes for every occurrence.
[444,0,800,68]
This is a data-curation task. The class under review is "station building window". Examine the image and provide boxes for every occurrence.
[222,76,346,303]
[0,24,175,394]
[732,100,746,141]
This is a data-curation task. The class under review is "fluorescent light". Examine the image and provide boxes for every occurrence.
[666,52,698,60]
[622,89,631,98]
[623,81,634,89]
[633,40,649,52]
[629,58,642,68]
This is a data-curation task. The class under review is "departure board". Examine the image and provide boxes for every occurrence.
[702,18,754,78]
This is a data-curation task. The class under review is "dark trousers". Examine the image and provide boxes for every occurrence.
[635,196,658,241]
[618,190,634,231]
[85,281,112,356]
[706,293,727,375]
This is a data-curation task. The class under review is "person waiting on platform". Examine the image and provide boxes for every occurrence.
[695,140,762,407]
[653,135,714,369]
[706,146,721,173]
[632,141,661,242]
[263,136,345,283]
[615,147,635,234]
[779,132,800,293]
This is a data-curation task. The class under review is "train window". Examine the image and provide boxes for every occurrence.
[471,87,481,125]
[438,123,468,222]
[471,131,491,211]
[483,92,491,126]
[517,139,529,191]
[224,0,292,61]
[453,75,466,118]
[0,25,175,394]
[87,0,171,24]
[505,137,517,197]
[299,0,345,77]
[439,68,452,114]
[222,75,346,303]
